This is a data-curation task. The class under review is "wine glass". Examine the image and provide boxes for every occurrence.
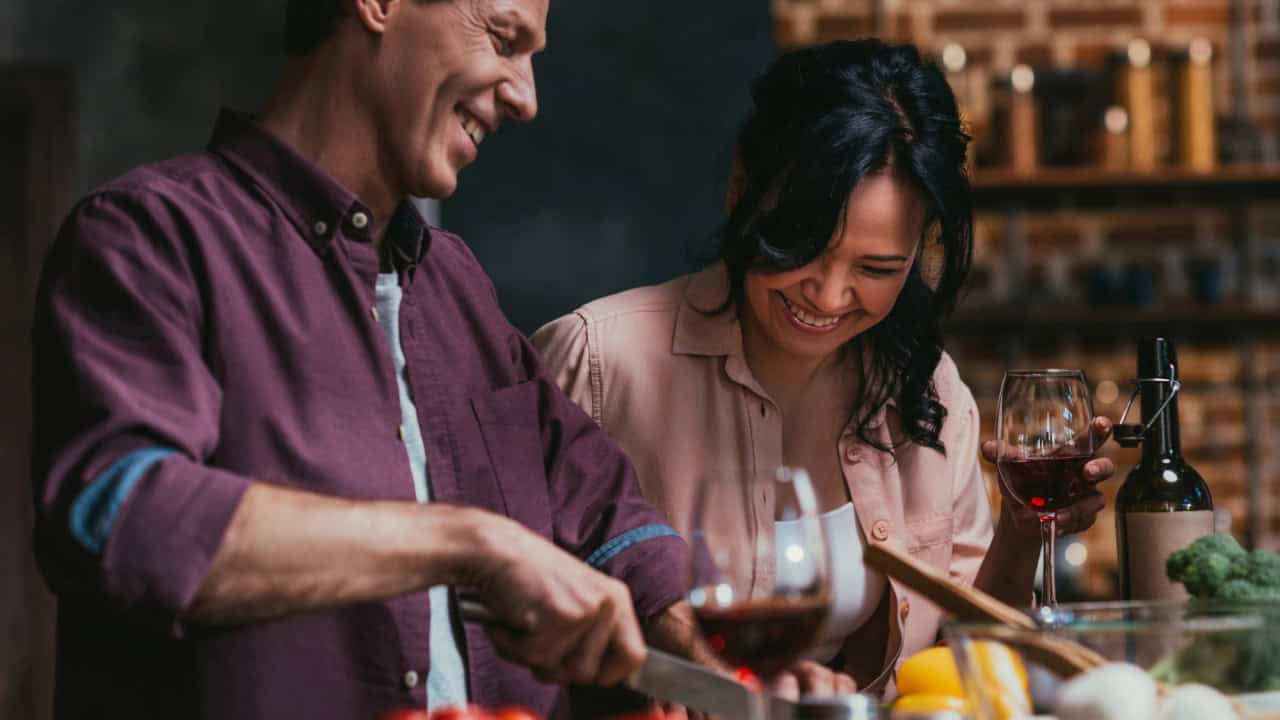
[686,466,831,718]
[996,369,1095,608]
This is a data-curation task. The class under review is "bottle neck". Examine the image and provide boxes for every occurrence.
[1140,380,1182,464]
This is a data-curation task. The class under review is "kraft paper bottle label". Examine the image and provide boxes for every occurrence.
[1123,510,1215,600]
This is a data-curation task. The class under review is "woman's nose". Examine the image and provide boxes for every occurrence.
[807,271,853,313]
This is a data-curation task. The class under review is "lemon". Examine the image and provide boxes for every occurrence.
[897,646,966,698]
[896,642,1032,720]
[891,693,971,715]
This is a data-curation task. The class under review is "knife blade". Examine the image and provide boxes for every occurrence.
[458,598,775,717]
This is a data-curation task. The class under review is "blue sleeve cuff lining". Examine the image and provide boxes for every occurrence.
[585,524,681,569]
[69,447,176,555]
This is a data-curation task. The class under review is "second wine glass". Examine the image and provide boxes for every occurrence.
[687,466,831,710]
[995,369,1095,608]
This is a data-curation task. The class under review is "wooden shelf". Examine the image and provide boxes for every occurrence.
[944,302,1280,338]
[971,164,1280,209]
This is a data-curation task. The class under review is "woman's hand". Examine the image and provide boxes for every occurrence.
[981,416,1116,538]
[769,660,858,698]
[649,660,856,719]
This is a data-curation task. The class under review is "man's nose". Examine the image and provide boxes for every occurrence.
[498,60,538,122]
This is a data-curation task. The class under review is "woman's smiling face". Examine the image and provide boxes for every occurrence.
[741,171,928,363]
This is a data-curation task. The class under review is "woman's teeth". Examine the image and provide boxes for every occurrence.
[458,110,486,147]
[781,294,842,328]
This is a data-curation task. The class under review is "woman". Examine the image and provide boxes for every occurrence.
[532,39,1114,694]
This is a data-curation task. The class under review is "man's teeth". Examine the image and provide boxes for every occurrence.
[782,295,842,328]
[458,110,486,147]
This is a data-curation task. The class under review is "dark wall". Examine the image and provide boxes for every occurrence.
[445,0,773,333]
[15,1,284,195]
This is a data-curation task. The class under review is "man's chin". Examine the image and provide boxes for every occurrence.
[414,171,459,200]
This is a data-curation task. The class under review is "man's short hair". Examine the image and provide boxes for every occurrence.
[284,0,347,56]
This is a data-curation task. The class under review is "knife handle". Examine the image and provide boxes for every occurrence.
[458,598,645,689]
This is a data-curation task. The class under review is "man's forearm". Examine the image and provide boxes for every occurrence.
[973,517,1040,608]
[187,483,490,625]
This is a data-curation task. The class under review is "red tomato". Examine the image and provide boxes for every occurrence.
[490,707,541,720]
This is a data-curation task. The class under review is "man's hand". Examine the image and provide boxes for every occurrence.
[982,416,1116,537]
[650,660,857,720]
[467,513,646,687]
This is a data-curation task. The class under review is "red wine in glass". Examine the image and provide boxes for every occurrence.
[996,369,1095,608]
[687,467,830,717]
[997,456,1090,513]
[692,596,828,679]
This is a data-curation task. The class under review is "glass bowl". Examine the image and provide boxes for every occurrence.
[942,601,1280,719]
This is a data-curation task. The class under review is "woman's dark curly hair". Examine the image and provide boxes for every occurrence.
[720,39,973,454]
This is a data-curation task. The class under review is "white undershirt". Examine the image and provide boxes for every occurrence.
[776,502,887,663]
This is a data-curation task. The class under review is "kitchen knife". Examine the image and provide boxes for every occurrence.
[458,597,783,717]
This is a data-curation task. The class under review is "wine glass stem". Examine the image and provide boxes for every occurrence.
[1040,513,1057,607]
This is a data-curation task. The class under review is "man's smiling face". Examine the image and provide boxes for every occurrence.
[364,0,548,198]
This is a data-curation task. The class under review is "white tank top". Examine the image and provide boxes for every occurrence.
[776,502,887,663]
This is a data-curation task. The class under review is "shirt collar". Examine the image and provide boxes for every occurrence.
[206,109,430,269]
[672,261,740,357]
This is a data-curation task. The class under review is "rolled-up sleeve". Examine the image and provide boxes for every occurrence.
[517,325,687,622]
[32,189,251,635]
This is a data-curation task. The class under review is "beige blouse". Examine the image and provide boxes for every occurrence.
[530,262,994,694]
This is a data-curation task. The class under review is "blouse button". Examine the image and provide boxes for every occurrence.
[871,520,890,541]
[844,446,860,463]
[899,598,911,620]
[402,670,420,689]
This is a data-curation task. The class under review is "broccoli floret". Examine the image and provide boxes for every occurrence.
[1247,549,1280,588]
[1167,534,1248,599]
[1159,535,1280,693]
[1216,579,1280,603]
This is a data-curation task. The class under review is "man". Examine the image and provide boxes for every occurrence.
[32,1,708,717]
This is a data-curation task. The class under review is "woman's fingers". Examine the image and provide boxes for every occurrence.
[1084,456,1116,486]
[769,671,801,701]
[1056,491,1106,534]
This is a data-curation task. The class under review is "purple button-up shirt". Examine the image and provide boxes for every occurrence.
[32,110,686,720]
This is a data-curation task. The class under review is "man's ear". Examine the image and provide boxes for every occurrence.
[724,153,745,219]
[351,0,397,35]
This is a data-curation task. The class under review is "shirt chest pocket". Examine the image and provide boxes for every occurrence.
[904,515,954,569]
[469,382,554,536]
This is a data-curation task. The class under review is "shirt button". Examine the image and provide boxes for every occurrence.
[900,599,911,620]
[312,220,328,236]
[352,211,370,230]
[871,520,890,541]
[402,670,419,689]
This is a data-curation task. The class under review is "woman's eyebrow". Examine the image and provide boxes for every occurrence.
[861,254,909,262]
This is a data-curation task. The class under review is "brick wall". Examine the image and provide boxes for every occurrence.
[775,0,1278,158]
[772,0,1280,599]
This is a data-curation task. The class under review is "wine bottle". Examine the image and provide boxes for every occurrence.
[1116,337,1214,601]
